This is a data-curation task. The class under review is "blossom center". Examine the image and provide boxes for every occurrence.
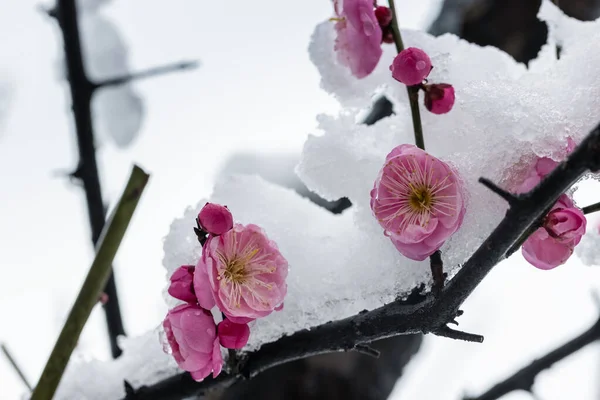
[408,186,432,211]
[223,258,248,284]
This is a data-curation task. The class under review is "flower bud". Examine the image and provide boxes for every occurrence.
[168,265,196,303]
[424,83,455,114]
[390,47,432,86]
[218,319,251,349]
[197,203,234,236]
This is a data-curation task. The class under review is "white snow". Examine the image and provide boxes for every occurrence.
[55,332,178,400]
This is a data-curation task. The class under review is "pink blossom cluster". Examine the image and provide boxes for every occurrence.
[515,139,587,270]
[370,145,466,261]
[163,203,288,381]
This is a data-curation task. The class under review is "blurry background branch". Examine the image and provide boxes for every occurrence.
[465,300,600,400]
[49,0,197,358]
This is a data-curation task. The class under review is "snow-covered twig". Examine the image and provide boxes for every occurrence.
[464,305,600,400]
[31,166,149,400]
[123,123,600,400]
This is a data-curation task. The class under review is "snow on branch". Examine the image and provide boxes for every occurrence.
[123,123,600,400]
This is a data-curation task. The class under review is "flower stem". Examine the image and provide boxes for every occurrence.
[388,0,426,150]
[30,165,149,400]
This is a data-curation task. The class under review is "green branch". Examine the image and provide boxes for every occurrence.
[30,165,150,400]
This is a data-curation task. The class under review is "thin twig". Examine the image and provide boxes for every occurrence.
[124,124,600,400]
[30,166,149,400]
[465,309,600,400]
[93,61,199,89]
[478,178,519,205]
[388,0,426,150]
[1,343,33,391]
[583,200,600,215]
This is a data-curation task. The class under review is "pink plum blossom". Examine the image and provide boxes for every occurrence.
[424,83,455,114]
[390,47,432,86]
[163,304,223,381]
[370,144,466,261]
[197,203,233,236]
[194,223,288,320]
[522,195,586,270]
[218,319,251,349]
[333,0,383,79]
[168,265,196,304]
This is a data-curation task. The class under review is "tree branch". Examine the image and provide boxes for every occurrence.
[93,61,199,89]
[31,166,149,400]
[123,123,600,399]
[53,0,126,358]
[464,308,600,400]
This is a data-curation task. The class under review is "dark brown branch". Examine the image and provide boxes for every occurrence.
[465,309,600,400]
[93,61,199,89]
[123,122,600,399]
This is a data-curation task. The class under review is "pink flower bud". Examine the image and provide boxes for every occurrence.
[218,319,250,349]
[522,195,586,270]
[390,47,432,86]
[374,6,392,27]
[168,265,196,303]
[162,304,223,381]
[197,203,233,236]
[424,83,455,114]
[370,144,466,261]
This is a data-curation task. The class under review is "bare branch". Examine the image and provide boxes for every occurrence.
[478,178,520,205]
[93,61,199,90]
[465,309,600,400]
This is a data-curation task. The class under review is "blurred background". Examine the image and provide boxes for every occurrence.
[2,0,600,399]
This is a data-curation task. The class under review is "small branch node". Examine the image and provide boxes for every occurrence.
[353,344,381,358]
[434,326,484,343]
[479,178,519,204]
